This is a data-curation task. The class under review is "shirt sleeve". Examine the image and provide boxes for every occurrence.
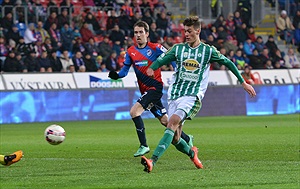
[118,52,131,78]
[150,45,177,70]
[210,46,245,84]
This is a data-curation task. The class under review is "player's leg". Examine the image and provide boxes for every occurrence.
[0,150,23,166]
[141,96,203,172]
[130,102,150,157]
[152,100,193,146]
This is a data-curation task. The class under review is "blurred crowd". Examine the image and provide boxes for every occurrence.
[0,0,299,75]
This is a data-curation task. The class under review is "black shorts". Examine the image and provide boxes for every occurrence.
[137,90,167,118]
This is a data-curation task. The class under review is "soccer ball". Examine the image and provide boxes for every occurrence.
[44,124,66,145]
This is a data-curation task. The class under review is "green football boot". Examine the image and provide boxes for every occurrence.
[134,145,150,157]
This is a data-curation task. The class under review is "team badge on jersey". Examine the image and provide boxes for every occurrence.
[147,49,152,56]
[183,52,188,58]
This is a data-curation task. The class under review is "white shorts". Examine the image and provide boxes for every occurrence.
[168,96,202,121]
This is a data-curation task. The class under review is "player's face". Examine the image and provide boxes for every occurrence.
[134,26,148,47]
[184,25,201,47]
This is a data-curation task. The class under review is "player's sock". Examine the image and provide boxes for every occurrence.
[151,128,174,164]
[174,138,194,157]
[180,131,190,143]
[0,155,5,165]
[132,116,147,147]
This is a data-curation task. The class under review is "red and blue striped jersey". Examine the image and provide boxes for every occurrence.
[118,42,167,94]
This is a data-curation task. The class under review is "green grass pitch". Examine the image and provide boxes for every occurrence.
[0,114,299,189]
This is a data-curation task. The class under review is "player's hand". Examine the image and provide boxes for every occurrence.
[242,82,256,98]
[108,71,119,80]
[146,68,154,77]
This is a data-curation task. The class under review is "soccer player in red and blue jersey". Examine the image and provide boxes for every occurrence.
[108,21,193,157]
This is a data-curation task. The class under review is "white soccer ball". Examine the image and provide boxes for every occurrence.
[44,124,66,145]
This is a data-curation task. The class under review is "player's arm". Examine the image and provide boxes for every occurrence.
[108,53,131,80]
[210,47,256,97]
[147,45,177,76]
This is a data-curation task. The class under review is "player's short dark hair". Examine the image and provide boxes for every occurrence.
[133,21,149,33]
[183,16,201,30]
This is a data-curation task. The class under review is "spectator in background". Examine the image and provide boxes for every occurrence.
[233,49,247,70]
[216,25,228,44]
[98,35,112,61]
[82,0,95,7]
[60,23,75,52]
[72,37,86,54]
[2,50,23,72]
[85,37,100,60]
[83,53,98,72]
[213,15,225,28]
[162,36,174,49]
[24,23,37,44]
[225,12,235,36]
[36,21,50,43]
[49,50,63,72]
[106,9,119,31]
[154,0,167,15]
[243,37,255,56]
[48,0,59,14]
[15,52,26,72]
[80,22,94,43]
[253,36,264,53]
[60,49,74,72]
[265,35,279,58]
[1,12,14,35]
[247,26,256,42]
[265,59,274,69]
[272,49,285,67]
[241,66,255,85]
[34,40,46,57]
[43,37,54,54]
[223,35,238,53]
[16,37,28,58]
[109,24,125,55]
[142,8,154,27]
[140,0,153,17]
[95,55,106,72]
[236,0,252,26]
[131,0,142,15]
[156,11,171,38]
[248,48,264,69]
[132,11,143,27]
[117,50,126,69]
[293,10,300,51]
[60,0,74,14]
[149,22,161,43]
[38,51,52,72]
[283,47,300,68]
[227,49,236,63]
[121,0,134,17]
[85,12,102,35]
[72,51,86,72]
[276,10,295,45]
[233,10,243,29]
[105,50,120,71]
[1,0,14,16]
[259,48,271,66]
[206,34,221,50]
[118,9,133,37]
[234,22,248,45]
[23,50,40,72]
[57,8,70,30]
[44,12,58,31]
[5,25,21,48]
[47,22,61,51]
[200,21,212,42]
[274,60,287,69]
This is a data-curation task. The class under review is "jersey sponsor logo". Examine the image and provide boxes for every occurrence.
[182,59,201,71]
[90,75,124,88]
[179,72,199,82]
[135,60,148,66]
[146,49,152,56]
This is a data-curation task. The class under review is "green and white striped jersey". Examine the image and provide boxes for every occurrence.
[151,42,244,100]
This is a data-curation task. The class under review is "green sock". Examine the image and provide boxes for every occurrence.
[174,138,194,158]
[151,128,175,163]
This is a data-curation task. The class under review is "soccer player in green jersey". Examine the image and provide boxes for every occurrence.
[141,16,256,173]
